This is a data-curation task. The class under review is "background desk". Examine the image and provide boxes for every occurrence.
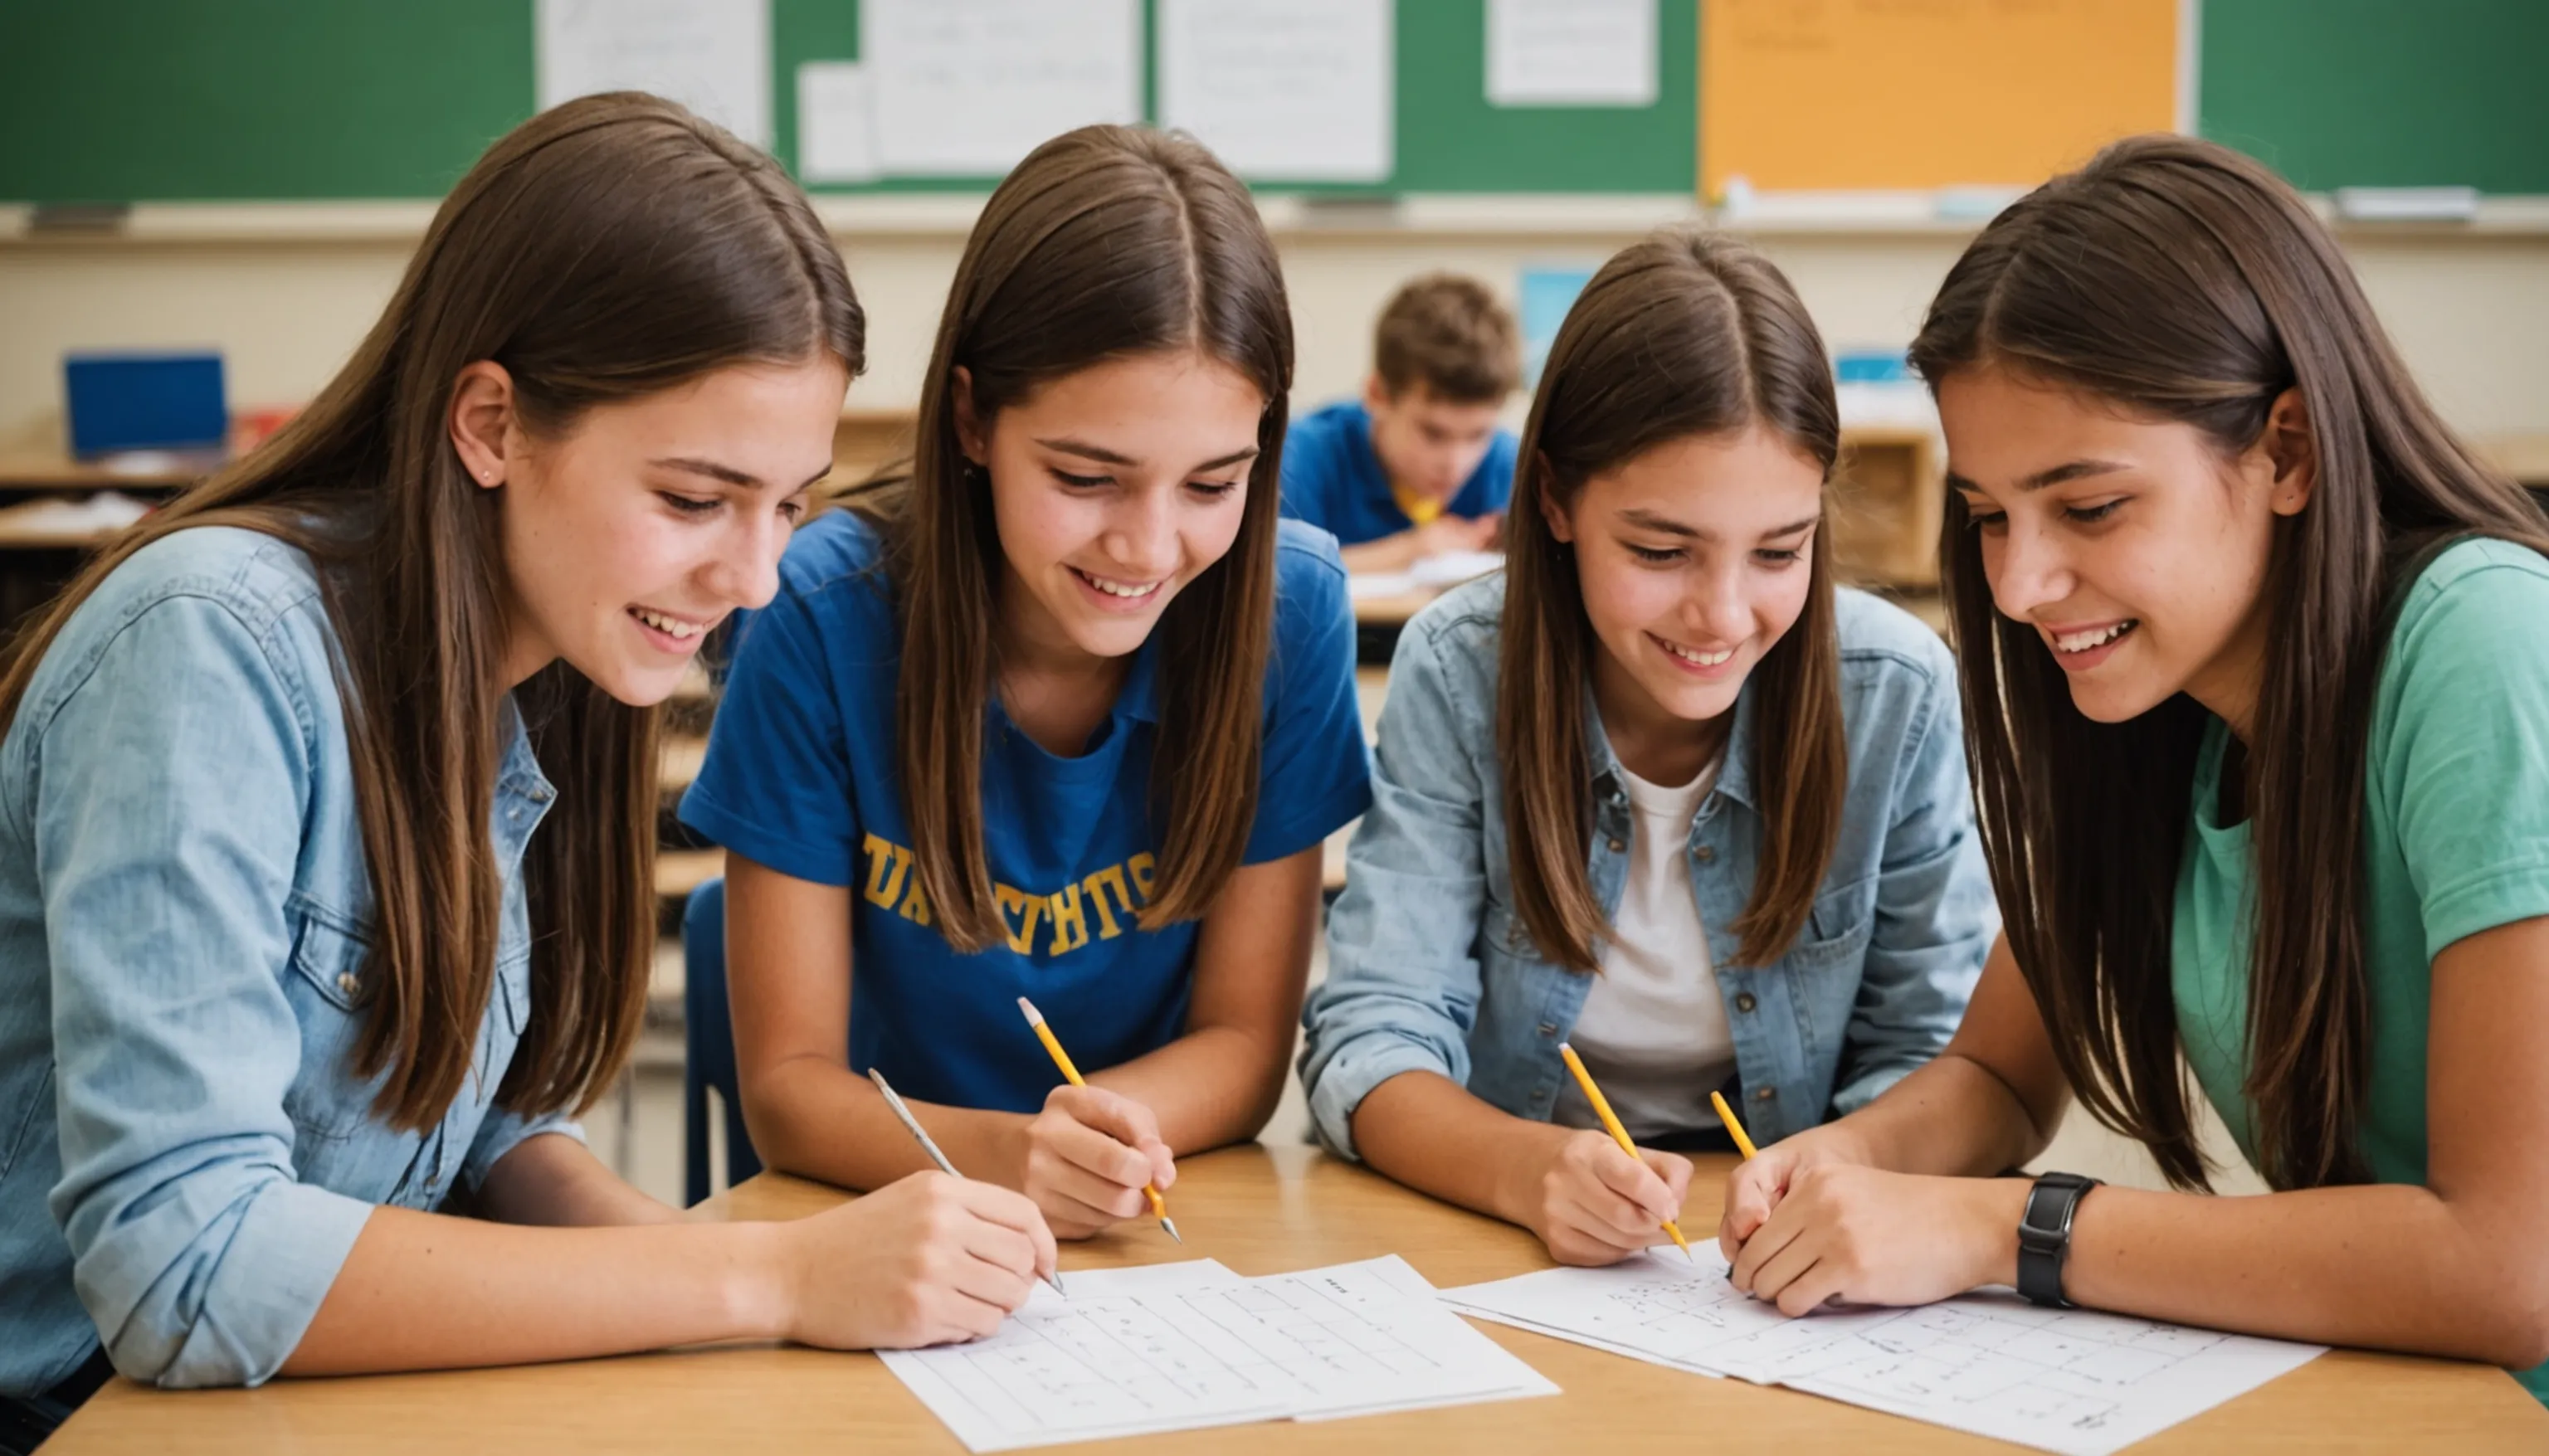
[49,1145,2549,1454]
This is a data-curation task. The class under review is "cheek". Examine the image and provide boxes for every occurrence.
[1187,497,1248,568]
[1577,550,1673,639]
[1756,567,1815,639]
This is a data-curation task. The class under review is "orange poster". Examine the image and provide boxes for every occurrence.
[1700,0,2185,196]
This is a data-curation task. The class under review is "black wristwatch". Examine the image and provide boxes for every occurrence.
[2015,1171,2101,1308]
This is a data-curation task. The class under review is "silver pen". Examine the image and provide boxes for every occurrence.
[868,1067,1065,1298]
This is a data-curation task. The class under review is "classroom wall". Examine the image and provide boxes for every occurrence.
[3,221,2547,447]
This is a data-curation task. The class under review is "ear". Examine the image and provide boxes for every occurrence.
[950,364,989,466]
[1361,372,1395,417]
[448,361,519,490]
[2259,386,2317,518]
[1533,452,1575,543]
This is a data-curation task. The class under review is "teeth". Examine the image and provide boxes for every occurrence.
[632,607,703,640]
[1659,638,1735,667]
[2053,621,2136,653]
[1076,569,1161,600]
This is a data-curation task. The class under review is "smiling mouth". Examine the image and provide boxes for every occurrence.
[1652,633,1737,668]
[1070,567,1163,601]
[629,606,711,640]
[2049,620,2137,654]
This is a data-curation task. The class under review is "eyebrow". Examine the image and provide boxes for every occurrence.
[1034,436,1260,473]
[1947,459,2131,495]
[648,456,833,492]
[1617,507,1820,542]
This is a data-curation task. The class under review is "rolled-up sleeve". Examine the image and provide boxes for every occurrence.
[1298,616,1494,1158]
[1832,650,1999,1113]
[460,1108,587,1195]
[37,595,372,1388]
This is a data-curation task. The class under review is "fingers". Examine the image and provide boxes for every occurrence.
[1729,1195,1806,1295]
[1587,1140,1679,1225]
[948,1180,1060,1288]
[1718,1157,1786,1258]
[1640,1149,1695,1207]
[1045,1085,1175,1188]
[1031,1152,1152,1224]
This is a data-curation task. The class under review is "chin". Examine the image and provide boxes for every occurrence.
[578,660,685,709]
[2063,680,2171,724]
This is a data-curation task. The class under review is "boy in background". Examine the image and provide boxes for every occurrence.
[1282,273,1521,573]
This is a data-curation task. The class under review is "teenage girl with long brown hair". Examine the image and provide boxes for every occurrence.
[1717,135,2549,1405]
[682,125,1370,1240]
[0,95,1055,1450]
[1300,228,1996,1265]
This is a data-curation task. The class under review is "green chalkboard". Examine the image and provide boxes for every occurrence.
[8,2,2540,205]
[0,1,1697,203]
[2198,0,2549,193]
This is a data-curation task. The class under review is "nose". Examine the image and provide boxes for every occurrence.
[1988,514,2072,621]
[700,506,790,611]
[1101,486,1182,581]
[1682,560,1749,645]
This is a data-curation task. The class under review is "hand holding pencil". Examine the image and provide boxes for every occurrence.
[1016,997,1183,1243]
[1527,1045,1696,1268]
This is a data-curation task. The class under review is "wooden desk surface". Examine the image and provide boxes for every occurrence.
[51,1144,2547,1454]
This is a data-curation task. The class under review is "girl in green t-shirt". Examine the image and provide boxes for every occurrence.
[1713,134,2549,1404]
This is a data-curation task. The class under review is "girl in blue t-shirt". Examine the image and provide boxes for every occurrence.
[1713,136,2549,1403]
[684,125,1372,1240]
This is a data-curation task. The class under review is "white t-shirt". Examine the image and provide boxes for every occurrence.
[1552,756,1735,1142]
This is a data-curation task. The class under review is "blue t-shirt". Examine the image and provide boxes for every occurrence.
[1279,400,1517,548]
[680,512,1372,1114]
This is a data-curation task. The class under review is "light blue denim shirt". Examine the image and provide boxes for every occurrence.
[1301,573,1997,1157]
[0,527,578,1397]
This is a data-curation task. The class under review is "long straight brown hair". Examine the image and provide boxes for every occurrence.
[847,125,1292,952]
[0,94,863,1129]
[1500,228,1847,972]
[1913,134,2547,1191]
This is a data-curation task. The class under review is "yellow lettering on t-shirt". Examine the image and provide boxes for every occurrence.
[897,870,933,927]
[1126,851,1157,903]
[996,884,1043,954]
[1047,882,1091,955]
[860,832,909,910]
[1081,863,1134,939]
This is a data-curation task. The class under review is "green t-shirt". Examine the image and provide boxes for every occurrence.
[2172,538,2549,1405]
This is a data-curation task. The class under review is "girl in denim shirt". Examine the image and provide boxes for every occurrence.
[0,96,1050,1448]
[1301,229,1996,1267]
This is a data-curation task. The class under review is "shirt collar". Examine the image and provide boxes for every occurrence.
[1579,674,1759,812]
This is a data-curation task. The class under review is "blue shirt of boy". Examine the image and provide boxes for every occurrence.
[1279,400,1518,548]
[679,512,1372,1116]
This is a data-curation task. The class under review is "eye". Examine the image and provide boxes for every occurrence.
[778,495,809,525]
[1051,469,1111,490]
[2064,499,2124,524]
[1187,479,1243,499]
[1963,507,2008,533]
[1753,547,1803,567]
[1625,542,1682,564]
[659,492,719,517]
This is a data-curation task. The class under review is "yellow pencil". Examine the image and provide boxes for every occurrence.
[1016,996,1182,1244]
[1709,1089,1761,1161]
[1557,1043,1694,1264]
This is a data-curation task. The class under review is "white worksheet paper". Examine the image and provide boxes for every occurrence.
[883,1256,1553,1451]
[1443,1249,2324,1456]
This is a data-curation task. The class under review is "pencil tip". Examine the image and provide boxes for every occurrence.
[1683,1245,1697,1264]
[1161,1217,1183,1244]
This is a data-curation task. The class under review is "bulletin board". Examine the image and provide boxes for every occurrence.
[1698,0,2184,196]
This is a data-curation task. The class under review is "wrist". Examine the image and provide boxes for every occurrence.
[1973,1177,2031,1289]
[1492,1122,1577,1229]
[722,1221,798,1343]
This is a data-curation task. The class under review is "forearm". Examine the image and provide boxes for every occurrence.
[478,1132,678,1225]
[1351,1070,1573,1228]
[1821,1052,2055,1176]
[1092,1022,1294,1155]
[746,1054,1030,1192]
[2054,1182,2548,1369]
[284,1206,788,1376]
[1339,532,1421,574]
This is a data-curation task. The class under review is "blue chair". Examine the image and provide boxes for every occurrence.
[682,878,763,1206]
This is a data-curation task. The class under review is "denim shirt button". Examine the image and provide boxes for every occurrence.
[1537,1021,1557,1037]
[1735,991,1757,1014]
[335,971,359,998]
[1606,836,1625,854]
[1693,845,1715,864]
[1754,1085,1777,1102]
